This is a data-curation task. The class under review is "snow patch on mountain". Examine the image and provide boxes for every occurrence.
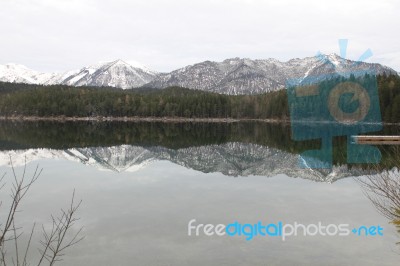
[0,60,157,89]
[146,54,397,95]
[0,64,59,84]
[0,55,397,93]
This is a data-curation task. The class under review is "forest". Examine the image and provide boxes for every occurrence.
[0,74,399,123]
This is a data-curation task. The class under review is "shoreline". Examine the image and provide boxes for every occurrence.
[0,116,398,125]
[0,116,288,123]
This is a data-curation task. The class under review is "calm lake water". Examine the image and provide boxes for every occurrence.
[0,121,399,265]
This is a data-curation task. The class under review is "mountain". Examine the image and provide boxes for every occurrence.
[0,55,397,93]
[58,60,157,89]
[0,60,158,89]
[0,63,59,84]
[0,143,370,183]
[145,54,397,94]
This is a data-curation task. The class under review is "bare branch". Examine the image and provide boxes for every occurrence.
[22,223,35,266]
[0,158,83,266]
[356,153,400,246]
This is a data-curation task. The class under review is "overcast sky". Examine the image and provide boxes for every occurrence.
[0,0,399,73]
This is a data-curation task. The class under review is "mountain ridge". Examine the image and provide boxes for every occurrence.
[0,59,157,89]
[146,54,397,94]
[0,54,397,94]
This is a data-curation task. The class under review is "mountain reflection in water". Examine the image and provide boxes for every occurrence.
[0,120,399,182]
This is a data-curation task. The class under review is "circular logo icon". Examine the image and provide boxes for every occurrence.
[327,81,370,124]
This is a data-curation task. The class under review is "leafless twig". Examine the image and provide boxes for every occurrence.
[356,153,400,246]
[0,157,83,266]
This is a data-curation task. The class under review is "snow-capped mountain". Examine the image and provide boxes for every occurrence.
[0,55,396,93]
[59,60,157,89]
[0,143,371,183]
[0,63,59,84]
[0,60,157,89]
[145,54,397,94]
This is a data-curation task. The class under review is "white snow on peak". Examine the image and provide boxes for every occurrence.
[93,59,156,75]
[127,60,158,75]
[0,63,59,84]
[0,59,158,89]
[1,55,396,93]
[326,53,342,66]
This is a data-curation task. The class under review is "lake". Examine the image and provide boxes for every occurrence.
[0,121,399,265]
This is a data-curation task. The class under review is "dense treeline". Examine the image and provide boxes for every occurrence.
[0,74,399,122]
[0,83,288,119]
[378,74,400,123]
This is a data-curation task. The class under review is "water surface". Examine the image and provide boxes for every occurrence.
[0,121,398,265]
